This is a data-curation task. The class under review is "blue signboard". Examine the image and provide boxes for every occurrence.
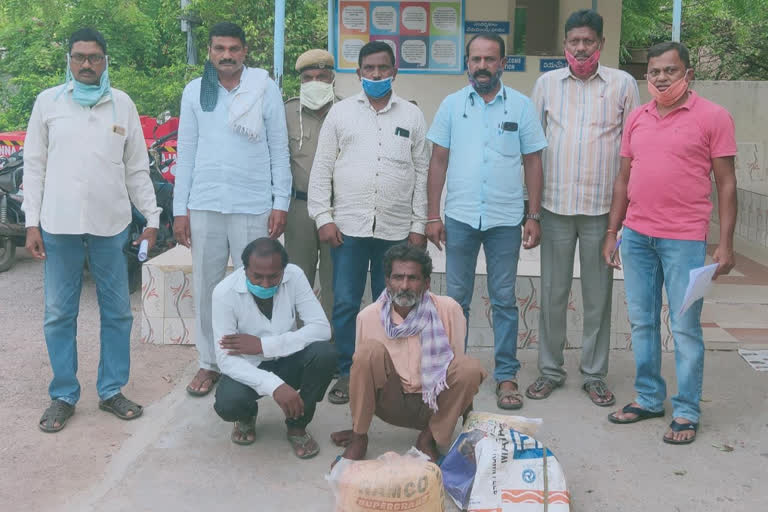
[540,58,568,72]
[504,55,526,72]
[465,21,510,34]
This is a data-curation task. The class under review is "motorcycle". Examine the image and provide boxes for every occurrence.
[0,149,25,271]
[0,115,177,292]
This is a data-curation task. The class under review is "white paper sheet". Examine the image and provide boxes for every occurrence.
[679,263,719,315]
[738,349,768,371]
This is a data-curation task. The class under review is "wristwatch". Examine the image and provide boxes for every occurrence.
[525,212,541,222]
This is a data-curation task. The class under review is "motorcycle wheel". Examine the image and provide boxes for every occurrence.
[0,236,16,272]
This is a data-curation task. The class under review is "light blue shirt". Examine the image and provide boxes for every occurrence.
[427,84,547,230]
[173,68,291,216]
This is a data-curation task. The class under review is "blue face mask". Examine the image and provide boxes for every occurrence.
[64,54,112,107]
[245,277,279,299]
[361,77,393,99]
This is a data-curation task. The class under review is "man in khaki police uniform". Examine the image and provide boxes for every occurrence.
[284,49,339,321]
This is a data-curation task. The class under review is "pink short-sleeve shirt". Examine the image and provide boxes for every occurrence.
[619,91,737,240]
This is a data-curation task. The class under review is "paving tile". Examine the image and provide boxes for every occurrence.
[723,327,768,344]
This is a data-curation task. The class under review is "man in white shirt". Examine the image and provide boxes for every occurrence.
[212,238,335,459]
[173,22,292,398]
[308,41,429,405]
[23,28,161,432]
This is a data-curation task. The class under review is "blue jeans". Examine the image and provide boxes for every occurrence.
[42,226,133,405]
[621,227,707,423]
[445,216,521,382]
[331,235,406,376]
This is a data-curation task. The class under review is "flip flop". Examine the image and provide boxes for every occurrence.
[287,431,320,459]
[186,369,220,397]
[231,417,256,446]
[583,380,616,407]
[608,403,665,424]
[327,376,350,405]
[663,420,698,445]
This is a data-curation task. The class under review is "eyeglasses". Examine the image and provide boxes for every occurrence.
[70,53,106,65]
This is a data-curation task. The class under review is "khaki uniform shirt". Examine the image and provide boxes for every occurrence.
[284,96,340,194]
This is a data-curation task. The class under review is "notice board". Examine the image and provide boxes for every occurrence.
[334,0,466,74]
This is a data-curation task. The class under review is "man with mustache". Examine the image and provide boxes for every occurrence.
[527,9,640,407]
[308,41,429,406]
[425,34,547,410]
[23,28,160,431]
[604,42,737,445]
[330,244,486,462]
[173,22,291,397]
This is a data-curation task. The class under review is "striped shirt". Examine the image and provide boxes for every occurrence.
[531,64,640,216]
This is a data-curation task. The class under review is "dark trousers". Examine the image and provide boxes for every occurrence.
[213,341,337,429]
[331,235,407,376]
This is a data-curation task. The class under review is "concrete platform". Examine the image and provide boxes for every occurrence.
[62,349,768,512]
[141,235,768,351]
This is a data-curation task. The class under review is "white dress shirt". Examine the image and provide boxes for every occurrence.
[22,84,161,235]
[212,264,331,396]
[307,91,429,240]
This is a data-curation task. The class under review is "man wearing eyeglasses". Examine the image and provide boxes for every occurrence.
[23,28,161,432]
[173,22,291,398]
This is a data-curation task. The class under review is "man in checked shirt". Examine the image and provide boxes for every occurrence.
[308,41,429,406]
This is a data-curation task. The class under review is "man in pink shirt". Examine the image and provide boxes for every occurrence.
[602,42,737,445]
[330,244,486,462]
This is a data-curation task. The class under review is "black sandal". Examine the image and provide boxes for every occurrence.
[99,393,143,420]
[663,420,698,445]
[608,403,665,424]
[39,400,75,433]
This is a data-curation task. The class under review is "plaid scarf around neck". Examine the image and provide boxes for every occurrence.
[378,290,454,412]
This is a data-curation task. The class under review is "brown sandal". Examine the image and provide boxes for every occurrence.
[496,381,523,410]
[186,369,220,397]
[583,380,616,407]
[525,376,560,400]
[231,417,256,445]
[287,431,320,459]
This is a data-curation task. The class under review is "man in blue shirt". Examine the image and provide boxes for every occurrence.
[426,34,547,410]
[173,22,292,397]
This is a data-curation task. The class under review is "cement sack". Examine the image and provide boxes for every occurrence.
[468,429,570,511]
[328,447,445,512]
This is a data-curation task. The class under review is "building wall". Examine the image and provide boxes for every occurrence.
[333,0,622,123]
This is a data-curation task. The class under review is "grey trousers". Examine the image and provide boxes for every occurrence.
[190,209,269,370]
[284,197,333,322]
[538,209,613,384]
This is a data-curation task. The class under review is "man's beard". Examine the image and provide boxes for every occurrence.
[389,288,425,308]
[468,68,502,95]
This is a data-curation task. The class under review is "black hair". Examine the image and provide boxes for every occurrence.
[68,28,107,54]
[383,244,432,280]
[564,9,604,39]
[241,238,289,269]
[209,22,247,47]
[647,41,691,69]
[358,41,395,68]
[465,33,505,59]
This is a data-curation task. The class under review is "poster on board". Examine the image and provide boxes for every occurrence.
[335,0,465,74]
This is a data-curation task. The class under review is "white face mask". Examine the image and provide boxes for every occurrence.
[299,80,334,110]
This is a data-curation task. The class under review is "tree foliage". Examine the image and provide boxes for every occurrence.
[0,0,327,130]
[620,0,768,80]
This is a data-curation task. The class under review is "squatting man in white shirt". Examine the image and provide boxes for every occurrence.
[212,238,336,459]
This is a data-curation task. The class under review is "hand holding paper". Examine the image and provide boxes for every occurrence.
[679,263,719,315]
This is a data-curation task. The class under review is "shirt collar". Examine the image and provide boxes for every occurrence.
[218,66,247,92]
[561,62,606,83]
[356,89,400,113]
[233,265,293,294]
[466,81,506,104]
[643,90,699,118]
